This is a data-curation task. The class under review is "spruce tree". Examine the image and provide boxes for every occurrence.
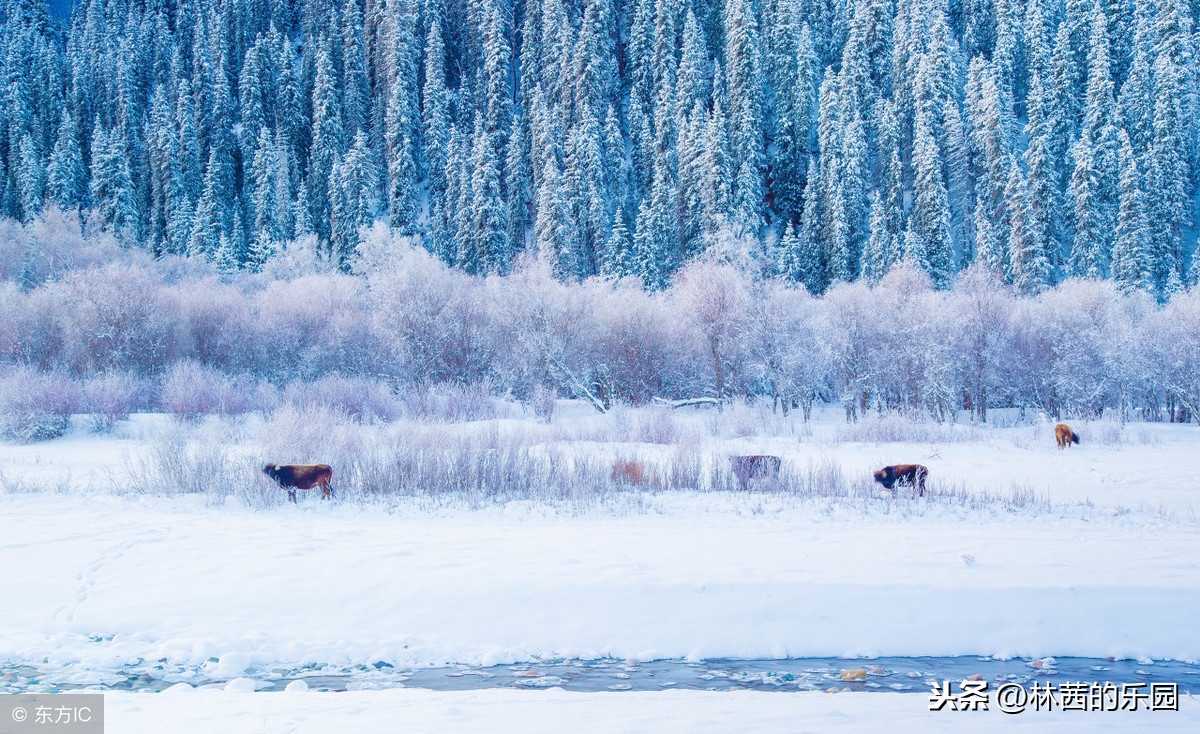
[906,112,954,287]
[47,110,86,210]
[1111,131,1153,294]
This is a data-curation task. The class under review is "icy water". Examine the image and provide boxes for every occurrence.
[2,657,1198,694]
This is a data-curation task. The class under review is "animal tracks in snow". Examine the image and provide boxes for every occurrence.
[55,530,166,624]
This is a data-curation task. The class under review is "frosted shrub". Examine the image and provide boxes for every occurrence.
[399,382,497,422]
[81,371,145,432]
[281,375,400,422]
[56,263,172,375]
[124,429,274,506]
[636,406,678,444]
[160,361,258,420]
[369,249,495,384]
[833,411,984,444]
[531,385,557,423]
[0,367,80,441]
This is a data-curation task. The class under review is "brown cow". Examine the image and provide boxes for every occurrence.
[611,459,647,486]
[873,464,929,496]
[263,463,333,503]
[730,455,782,490]
[1055,423,1080,449]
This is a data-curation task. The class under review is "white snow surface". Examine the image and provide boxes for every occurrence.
[102,688,1200,733]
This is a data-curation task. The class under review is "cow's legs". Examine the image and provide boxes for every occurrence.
[288,489,297,503]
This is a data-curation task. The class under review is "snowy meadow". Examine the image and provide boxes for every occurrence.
[3,219,1200,730]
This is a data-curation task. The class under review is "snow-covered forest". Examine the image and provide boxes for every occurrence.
[1,0,1198,295]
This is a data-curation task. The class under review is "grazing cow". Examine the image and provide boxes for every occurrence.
[263,463,333,503]
[1055,423,1080,450]
[611,459,647,486]
[873,464,929,496]
[730,455,782,490]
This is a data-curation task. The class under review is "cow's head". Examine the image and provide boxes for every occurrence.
[873,467,896,488]
[262,463,277,477]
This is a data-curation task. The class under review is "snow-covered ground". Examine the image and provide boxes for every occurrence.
[2,405,1199,730]
[102,687,1200,732]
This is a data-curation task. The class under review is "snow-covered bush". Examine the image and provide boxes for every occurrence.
[257,273,380,381]
[0,367,80,441]
[369,247,495,385]
[281,375,400,423]
[159,361,261,420]
[55,263,173,375]
[672,259,753,402]
[81,371,145,432]
[398,382,497,422]
[530,385,557,423]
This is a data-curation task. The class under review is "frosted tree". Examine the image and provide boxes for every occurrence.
[466,118,510,275]
[1023,74,1065,281]
[17,134,44,221]
[422,10,450,198]
[330,131,379,269]
[1006,157,1052,295]
[905,112,954,287]
[307,40,345,249]
[385,0,420,233]
[340,0,370,136]
[724,0,766,230]
[1146,0,1193,299]
[967,58,1014,278]
[794,156,828,295]
[89,124,137,239]
[1069,4,1120,279]
[1111,132,1153,295]
[47,110,86,211]
[700,64,733,238]
[601,206,634,280]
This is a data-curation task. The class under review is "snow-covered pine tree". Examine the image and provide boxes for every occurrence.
[341,0,370,136]
[330,130,378,269]
[906,110,954,287]
[601,205,634,280]
[1111,131,1153,295]
[17,134,45,221]
[795,155,828,295]
[1068,3,1120,280]
[1007,156,1053,295]
[724,0,766,231]
[1023,73,1065,283]
[307,39,345,250]
[47,110,86,211]
[89,123,138,240]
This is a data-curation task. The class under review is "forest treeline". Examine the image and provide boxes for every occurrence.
[0,0,1198,296]
[1,216,1197,431]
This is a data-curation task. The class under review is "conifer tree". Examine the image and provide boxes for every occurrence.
[89,124,137,239]
[1007,156,1052,295]
[330,130,378,269]
[724,0,766,230]
[1111,131,1153,294]
[47,110,86,210]
[906,112,954,287]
